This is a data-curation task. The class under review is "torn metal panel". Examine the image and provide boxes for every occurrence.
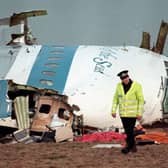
[13,129,30,142]
[8,80,59,95]
[31,96,58,131]
[140,32,150,49]
[0,117,17,128]
[152,20,168,54]
[92,144,122,148]
[55,127,73,142]
[14,96,30,129]
[10,10,47,26]
[0,10,47,27]
[31,96,73,132]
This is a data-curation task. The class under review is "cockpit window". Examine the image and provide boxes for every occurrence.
[39,104,51,114]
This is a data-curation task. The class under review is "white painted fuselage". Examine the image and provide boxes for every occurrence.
[0,44,167,128]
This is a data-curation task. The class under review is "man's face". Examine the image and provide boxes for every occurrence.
[121,76,130,84]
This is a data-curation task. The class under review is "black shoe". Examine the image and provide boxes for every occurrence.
[131,145,137,153]
[121,147,130,154]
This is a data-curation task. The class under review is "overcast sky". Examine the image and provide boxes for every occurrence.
[1,0,168,55]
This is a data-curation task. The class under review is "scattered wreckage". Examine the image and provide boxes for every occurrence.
[0,80,82,143]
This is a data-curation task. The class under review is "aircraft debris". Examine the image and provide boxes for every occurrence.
[140,20,168,54]
[152,20,168,54]
[10,10,47,26]
[13,129,32,143]
[140,32,150,49]
[92,144,122,148]
[0,80,82,144]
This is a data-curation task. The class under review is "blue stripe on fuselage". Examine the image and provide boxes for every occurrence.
[27,45,78,93]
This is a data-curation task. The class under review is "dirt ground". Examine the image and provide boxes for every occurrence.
[0,141,168,168]
[0,127,168,168]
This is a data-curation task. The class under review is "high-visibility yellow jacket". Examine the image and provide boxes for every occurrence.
[111,81,144,117]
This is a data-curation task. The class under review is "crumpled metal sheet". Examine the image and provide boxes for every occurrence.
[14,96,30,129]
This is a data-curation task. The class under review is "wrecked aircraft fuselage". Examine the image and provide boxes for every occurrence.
[1,10,168,144]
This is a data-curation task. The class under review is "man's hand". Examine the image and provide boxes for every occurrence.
[112,113,116,118]
[136,115,142,121]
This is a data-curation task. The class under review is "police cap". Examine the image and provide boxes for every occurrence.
[117,70,129,80]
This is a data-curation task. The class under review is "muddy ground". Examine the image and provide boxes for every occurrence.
[0,141,168,168]
[0,127,168,168]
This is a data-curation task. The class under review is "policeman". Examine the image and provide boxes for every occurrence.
[111,70,144,154]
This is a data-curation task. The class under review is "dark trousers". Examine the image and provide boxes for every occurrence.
[121,117,136,150]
